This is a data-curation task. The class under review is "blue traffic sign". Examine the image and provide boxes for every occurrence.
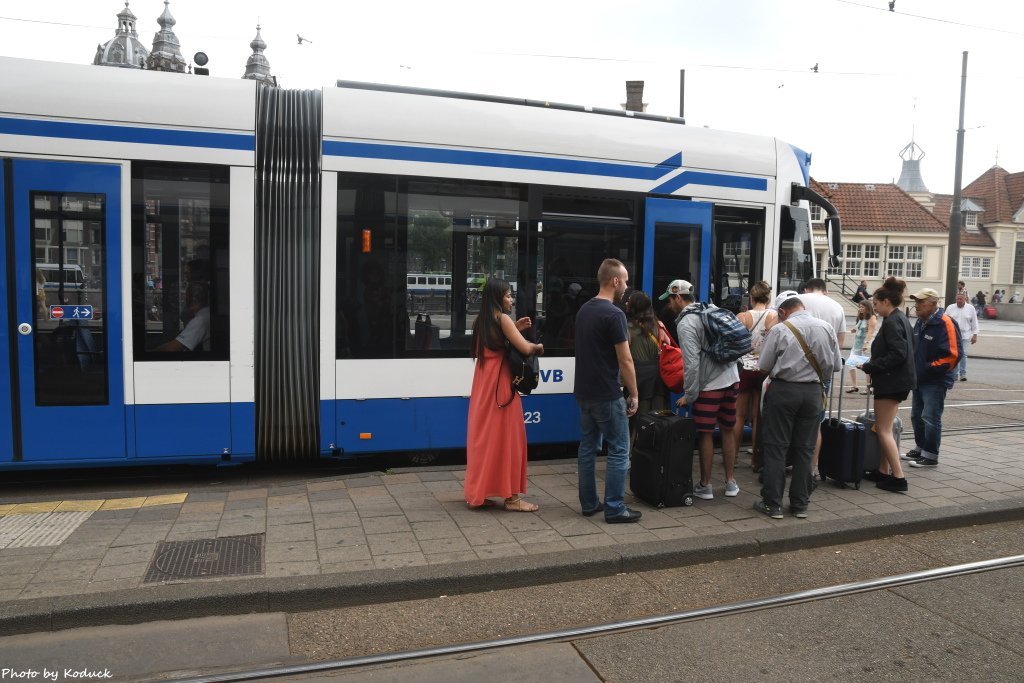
[49,305,93,320]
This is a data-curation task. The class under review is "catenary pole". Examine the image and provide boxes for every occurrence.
[944,52,968,306]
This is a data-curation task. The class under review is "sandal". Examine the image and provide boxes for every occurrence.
[846,387,859,394]
[466,500,496,510]
[504,496,539,512]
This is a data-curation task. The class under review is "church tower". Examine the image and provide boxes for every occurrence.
[147,0,187,73]
[93,2,149,69]
[242,25,277,87]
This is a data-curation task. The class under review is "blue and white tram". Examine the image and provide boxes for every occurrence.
[0,57,841,469]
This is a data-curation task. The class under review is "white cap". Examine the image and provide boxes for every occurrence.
[772,290,801,309]
[658,279,693,301]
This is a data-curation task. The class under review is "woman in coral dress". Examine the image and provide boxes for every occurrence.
[465,278,544,511]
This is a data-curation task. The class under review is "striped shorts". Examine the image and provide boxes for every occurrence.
[693,382,739,433]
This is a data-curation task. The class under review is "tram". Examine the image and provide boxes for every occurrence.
[0,56,841,468]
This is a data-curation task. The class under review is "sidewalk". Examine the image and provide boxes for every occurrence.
[1,427,1022,637]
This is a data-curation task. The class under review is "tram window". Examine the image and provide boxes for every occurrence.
[336,174,526,359]
[131,163,230,360]
[535,194,638,355]
[777,206,814,292]
[711,205,765,313]
[31,192,109,406]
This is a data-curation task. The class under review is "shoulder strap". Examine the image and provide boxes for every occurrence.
[782,321,825,386]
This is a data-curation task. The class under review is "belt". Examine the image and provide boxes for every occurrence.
[771,378,820,384]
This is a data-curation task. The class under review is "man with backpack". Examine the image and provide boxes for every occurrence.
[676,290,751,500]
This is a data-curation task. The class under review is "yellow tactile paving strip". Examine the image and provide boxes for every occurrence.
[0,493,187,516]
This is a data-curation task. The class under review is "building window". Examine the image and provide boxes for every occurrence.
[960,255,992,279]
[843,244,861,276]
[863,244,880,277]
[965,212,978,230]
[1014,243,1024,284]
[887,244,922,278]
[810,205,823,222]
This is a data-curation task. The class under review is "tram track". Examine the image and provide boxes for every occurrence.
[168,554,1024,682]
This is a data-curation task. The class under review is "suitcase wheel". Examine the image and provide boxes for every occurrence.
[683,495,693,507]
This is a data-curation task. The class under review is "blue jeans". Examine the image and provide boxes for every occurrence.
[911,383,947,461]
[576,398,631,518]
[955,342,968,378]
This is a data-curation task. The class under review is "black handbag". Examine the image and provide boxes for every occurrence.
[496,341,540,407]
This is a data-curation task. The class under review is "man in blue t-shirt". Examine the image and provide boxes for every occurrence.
[573,258,642,523]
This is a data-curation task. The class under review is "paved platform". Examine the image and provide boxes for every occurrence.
[1,425,1022,637]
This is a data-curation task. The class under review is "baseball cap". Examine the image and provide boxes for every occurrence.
[772,290,801,309]
[658,279,693,301]
[909,287,940,301]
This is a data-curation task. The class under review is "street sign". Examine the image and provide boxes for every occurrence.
[50,305,93,320]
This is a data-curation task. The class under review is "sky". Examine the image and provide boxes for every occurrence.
[2,0,1022,194]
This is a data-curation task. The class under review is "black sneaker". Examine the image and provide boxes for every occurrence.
[959,376,967,382]
[909,457,937,468]
[863,469,887,483]
[606,508,642,524]
[582,502,604,517]
[876,476,908,493]
[754,500,783,519]
[900,448,922,461]
[789,506,808,519]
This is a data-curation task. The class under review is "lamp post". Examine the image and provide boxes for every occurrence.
[944,52,968,305]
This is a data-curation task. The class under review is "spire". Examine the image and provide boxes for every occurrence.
[93,2,149,69]
[896,141,929,193]
[242,25,277,87]
[147,0,187,73]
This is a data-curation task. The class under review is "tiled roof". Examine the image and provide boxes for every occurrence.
[809,179,949,233]
[929,194,996,247]
[962,166,1015,223]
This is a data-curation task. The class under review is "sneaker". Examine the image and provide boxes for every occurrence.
[789,506,808,519]
[901,448,922,461]
[876,476,908,493]
[909,457,938,468]
[863,469,887,483]
[725,480,740,497]
[582,502,604,517]
[754,500,783,519]
[606,508,642,524]
[959,376,967,382]
[694,483,714,500]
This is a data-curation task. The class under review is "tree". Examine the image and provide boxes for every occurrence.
[408,211,451,272]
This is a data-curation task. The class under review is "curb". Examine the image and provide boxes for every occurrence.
[3,496,1023,638]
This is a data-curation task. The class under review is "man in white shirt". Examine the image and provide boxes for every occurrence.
[944,291,978,381]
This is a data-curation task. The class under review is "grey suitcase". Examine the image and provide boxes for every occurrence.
[855,387,902,473]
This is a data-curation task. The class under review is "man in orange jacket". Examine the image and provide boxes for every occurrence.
[903,288,961,468]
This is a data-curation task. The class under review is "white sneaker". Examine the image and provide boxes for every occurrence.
[693,483,714,500]
[725,480,740,497]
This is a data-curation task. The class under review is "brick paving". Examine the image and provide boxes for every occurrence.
[0,427,1021,607]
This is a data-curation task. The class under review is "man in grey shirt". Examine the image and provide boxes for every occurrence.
[755,295,842,519]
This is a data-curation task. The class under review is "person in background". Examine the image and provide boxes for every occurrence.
[860,277,916,492]
[155,282,210,352]
[656,279,692,346]
[945,291,978,382]
[464,278,544,511]
[1011,292,1023,304]
[624,290,667,439]
[902,288,960,469]
[754,295,842,519]
[677,290,741,500]
[734,281,776,470]
[846,299,877,393]
[573,259,642,524]
[852,279,869,304]
[975,290,987,317]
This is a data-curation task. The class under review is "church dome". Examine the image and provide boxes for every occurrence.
[242,25,277,86]
[94,2,149,69]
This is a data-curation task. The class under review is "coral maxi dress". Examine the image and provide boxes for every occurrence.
[464,346,529,505]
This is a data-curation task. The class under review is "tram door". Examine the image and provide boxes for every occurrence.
[5,159,126,462]
[643,198,712,302]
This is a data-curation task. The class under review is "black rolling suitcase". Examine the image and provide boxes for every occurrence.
[819,368,867,488]
[856,386,902,474]
[630,410,695,507]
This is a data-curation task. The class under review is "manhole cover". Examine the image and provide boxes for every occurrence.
[144,534,264,583]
